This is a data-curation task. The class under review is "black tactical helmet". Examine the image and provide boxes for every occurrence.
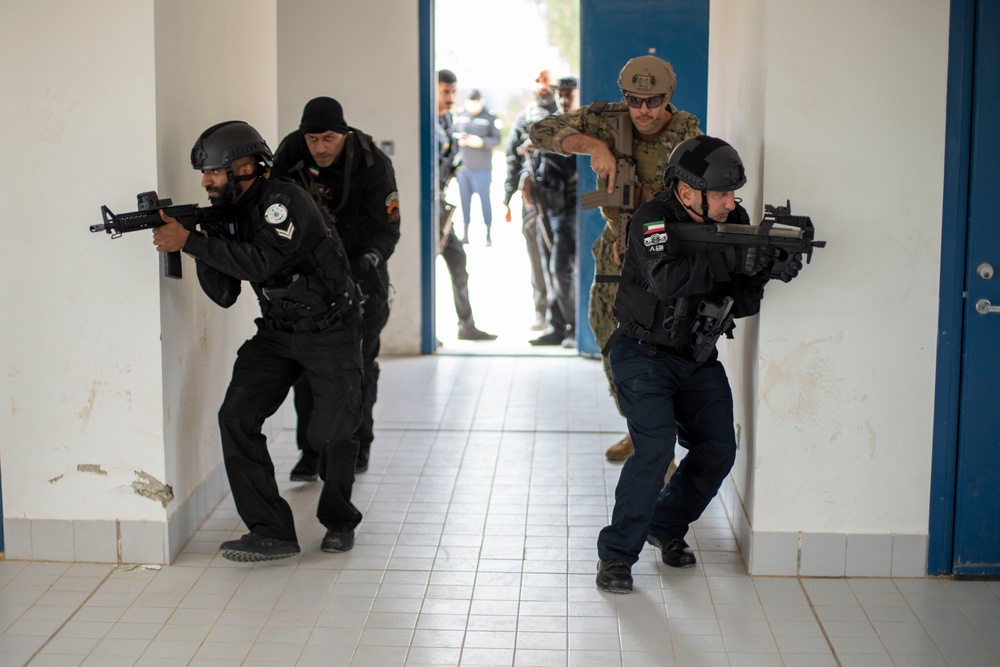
[190,120,273,171]
[665,136,746,191]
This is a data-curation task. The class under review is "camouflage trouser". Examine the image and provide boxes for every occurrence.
[588,224,622,408]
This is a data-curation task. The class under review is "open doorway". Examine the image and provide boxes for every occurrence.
[433,0,580,356]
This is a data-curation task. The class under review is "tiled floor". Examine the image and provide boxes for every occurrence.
[2,355,999,666]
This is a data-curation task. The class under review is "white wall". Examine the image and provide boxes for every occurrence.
[710,0,949,572]
[706,0,768,524]
[0,0,166,524]
[276,0,424,355]
[153,0,278,533]
[0,0,279,562]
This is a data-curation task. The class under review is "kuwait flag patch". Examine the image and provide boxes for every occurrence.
[644,221,666,235]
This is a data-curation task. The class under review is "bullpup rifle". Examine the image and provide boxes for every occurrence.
[665,200,826,280]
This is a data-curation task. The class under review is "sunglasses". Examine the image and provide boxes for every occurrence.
[622,92,666,109]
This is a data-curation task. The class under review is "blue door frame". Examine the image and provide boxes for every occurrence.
[419,0,437,354]
[929,0,997,576]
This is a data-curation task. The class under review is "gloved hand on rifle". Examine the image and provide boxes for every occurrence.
[778,252,803,283]
[722,244,775,277]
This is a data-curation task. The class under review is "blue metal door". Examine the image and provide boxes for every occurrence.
[577,0,709,354]
[952,0,1000,577]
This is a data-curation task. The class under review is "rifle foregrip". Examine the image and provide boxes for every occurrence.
[580,190,608,210]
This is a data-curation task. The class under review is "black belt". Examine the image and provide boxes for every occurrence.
[618,329,692,358]
[261,292,354,333]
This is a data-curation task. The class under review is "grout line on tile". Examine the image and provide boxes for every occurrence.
[798,577,845,667]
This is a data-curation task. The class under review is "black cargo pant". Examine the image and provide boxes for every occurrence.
[218,310,364,543]
[440,227,474,327]
[536,186,577,332]
[294,282,389,469]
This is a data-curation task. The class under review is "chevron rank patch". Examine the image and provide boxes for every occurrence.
[264,203,294,240]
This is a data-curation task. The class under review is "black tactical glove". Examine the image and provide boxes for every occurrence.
[722,245,772,276]
[779,252,803,283]
[357,251,380,274]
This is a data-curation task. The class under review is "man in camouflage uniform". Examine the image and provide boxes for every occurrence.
[529,55,702,461]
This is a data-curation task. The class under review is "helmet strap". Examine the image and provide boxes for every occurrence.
[225,162,262,202]
[674,183,708,222]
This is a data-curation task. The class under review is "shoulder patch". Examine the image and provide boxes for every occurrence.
[385,192,400,223]
[264,203,288,225]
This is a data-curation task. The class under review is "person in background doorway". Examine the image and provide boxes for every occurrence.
[504,69,558,332]
[437,69,497,341]
[454,89,501,246]
[527,76,580,348]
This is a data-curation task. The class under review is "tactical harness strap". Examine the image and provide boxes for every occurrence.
[260,235,357,333]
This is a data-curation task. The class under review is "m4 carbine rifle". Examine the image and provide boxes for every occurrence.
[666,200,826,280]
[92,191,235,279]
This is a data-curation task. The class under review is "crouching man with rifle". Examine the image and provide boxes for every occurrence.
[595,136,824,593]
[151,121,366,561]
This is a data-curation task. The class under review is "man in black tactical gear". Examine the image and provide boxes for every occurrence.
[152,120,365,561]
[271,97,401,478]
[504,69,559,332]
[595,136,803,593]
[528,76,580,348]
[437,69,497,341]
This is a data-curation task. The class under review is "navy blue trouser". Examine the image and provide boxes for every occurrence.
[457,168,493,228]
[597,334,737,565]
[218,312,363,542]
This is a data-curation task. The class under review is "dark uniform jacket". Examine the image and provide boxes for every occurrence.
[453,107,501,171]
[271,129,400,301]
[614,190,769,354]
[503,97,557,206]
[183,176,355,330]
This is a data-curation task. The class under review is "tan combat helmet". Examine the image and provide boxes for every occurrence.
[618,55,677,97]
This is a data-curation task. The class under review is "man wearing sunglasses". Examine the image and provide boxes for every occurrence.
[529,55,702,462]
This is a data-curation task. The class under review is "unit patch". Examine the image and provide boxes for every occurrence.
[644,232,668,246]
[265,203,288,225]
[385,191,400,223]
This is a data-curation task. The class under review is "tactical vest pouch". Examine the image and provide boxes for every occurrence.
[614,282,659,334]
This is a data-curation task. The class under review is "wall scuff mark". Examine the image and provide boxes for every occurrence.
[77,464,108,476]
[48,474,63,484]
[77,380,103,425]
[131,471,174,508]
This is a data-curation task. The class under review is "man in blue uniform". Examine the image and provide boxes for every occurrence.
[596,136,803,592]
[152,121,364,561]
[454,89,501,246]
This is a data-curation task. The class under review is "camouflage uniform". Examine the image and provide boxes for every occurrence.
[530,102,702,396]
